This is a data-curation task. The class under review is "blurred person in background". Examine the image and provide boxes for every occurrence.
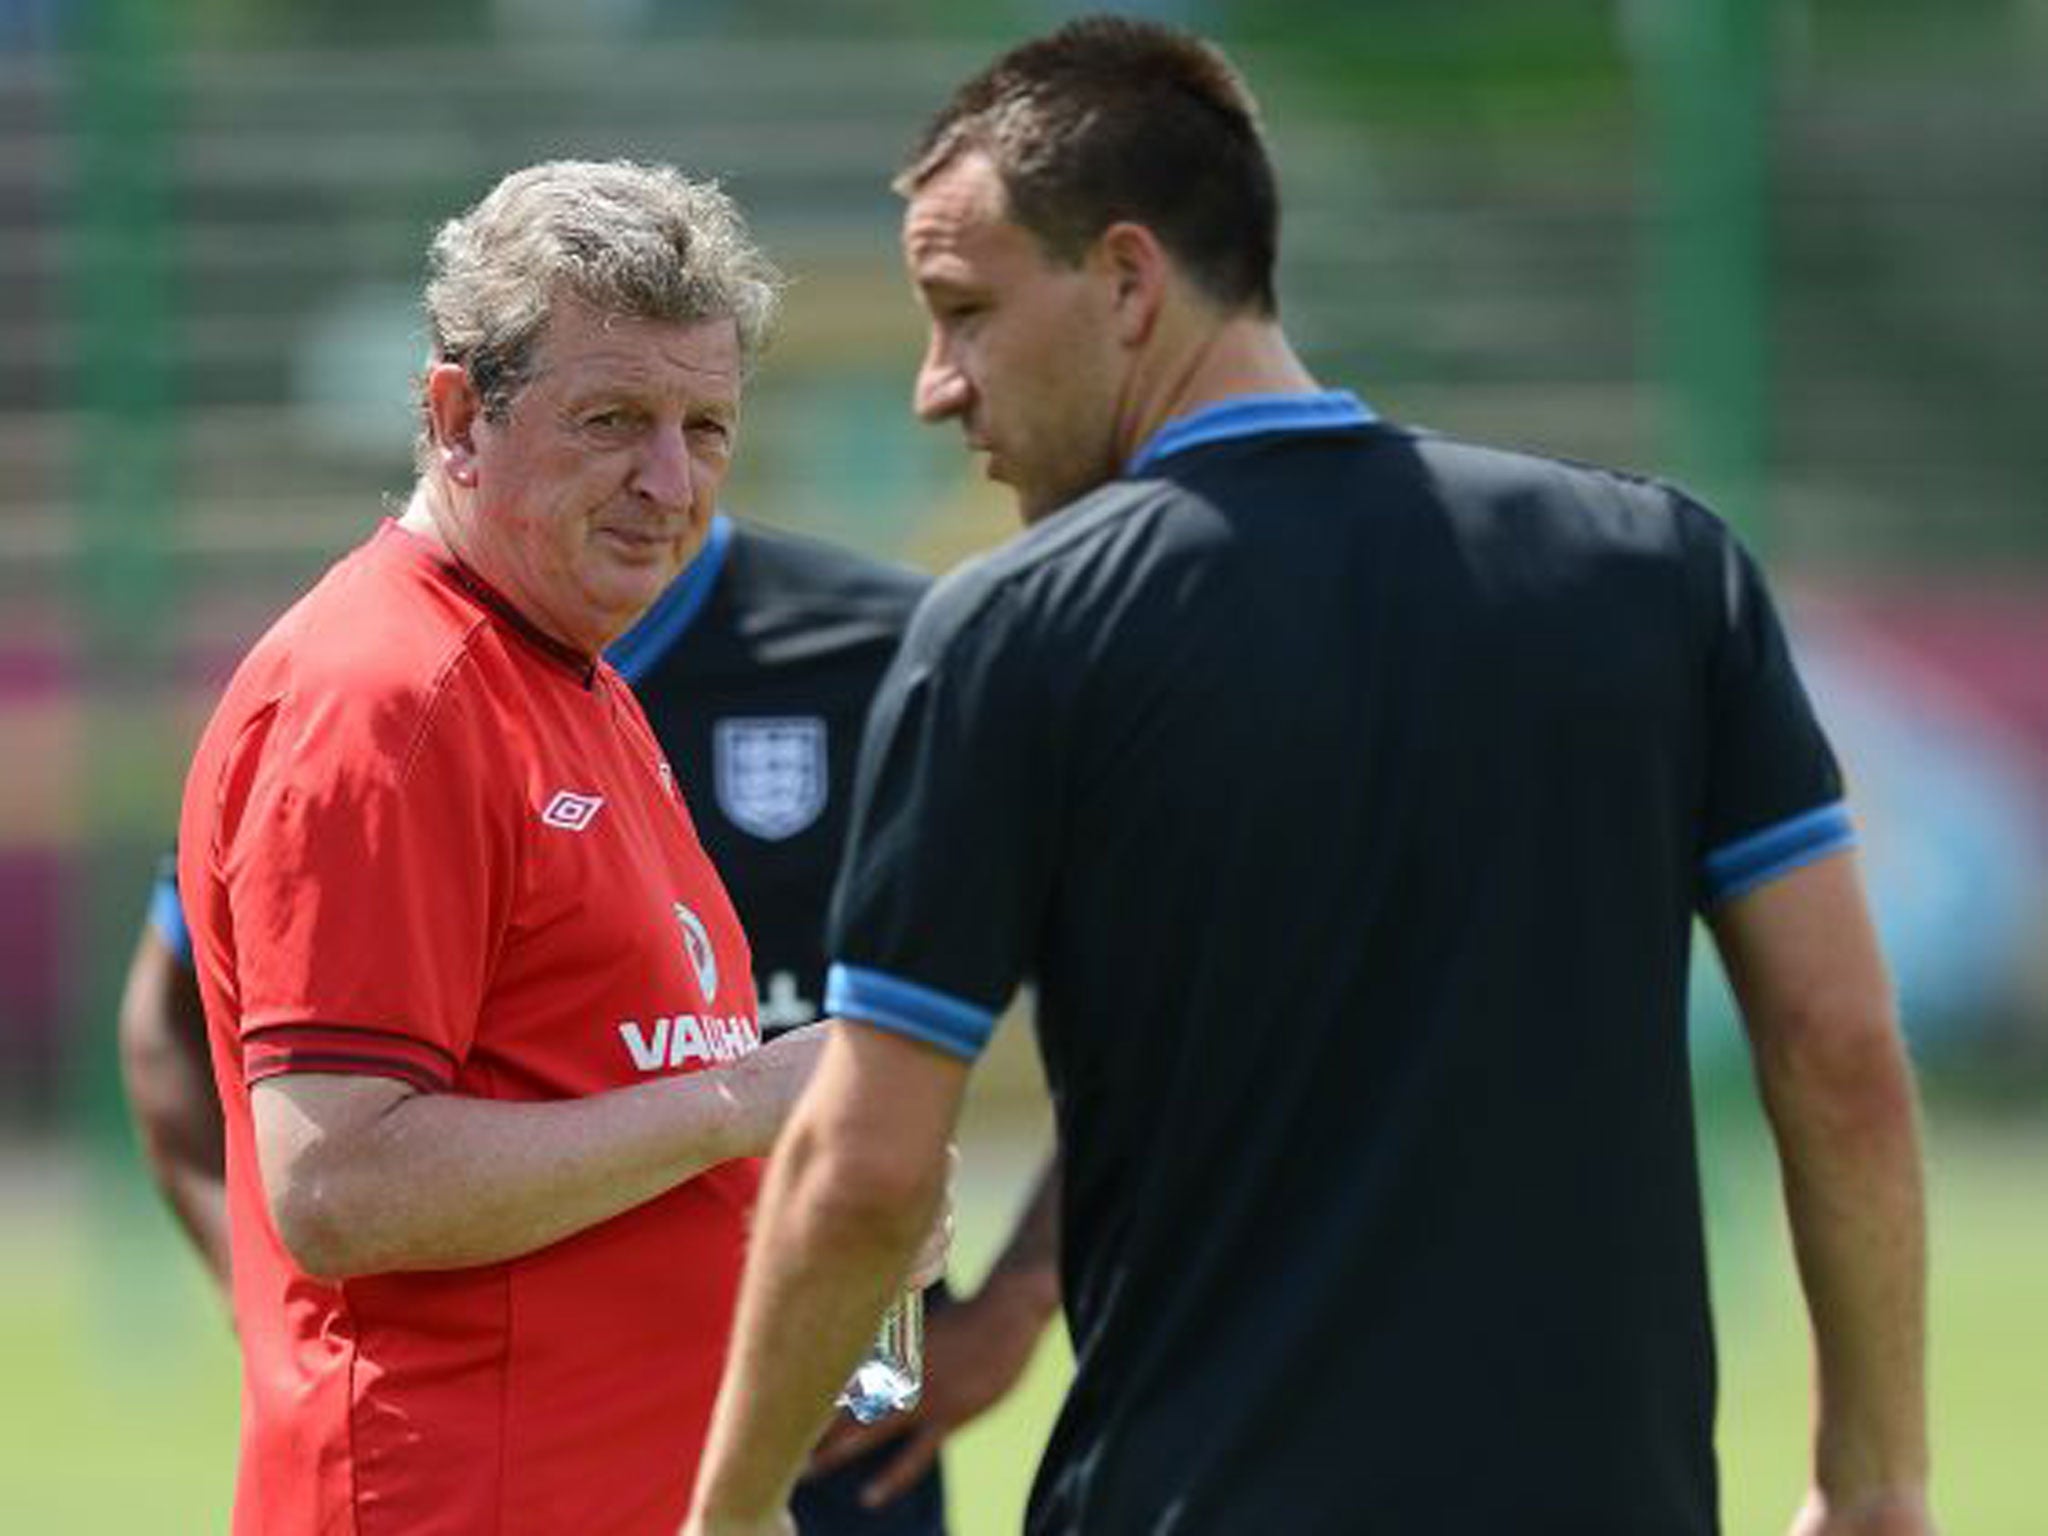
[125,165,1057,1533]
[169,156,869,1536]
[686,17,1933,1536]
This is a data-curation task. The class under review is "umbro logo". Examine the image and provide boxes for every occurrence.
[541,790,605,831]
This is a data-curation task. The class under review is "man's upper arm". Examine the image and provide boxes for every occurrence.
[1707,849,1897,1059]
[119,860,222,1174]
[117,907,226,1193]
[119,911,213,1103]
[1681,498,1856,911]
[826,572,1061,1064]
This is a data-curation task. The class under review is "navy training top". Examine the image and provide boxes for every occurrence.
[826,393,1849,1535]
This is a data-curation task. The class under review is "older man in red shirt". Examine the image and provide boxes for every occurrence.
[179,160,825,1536]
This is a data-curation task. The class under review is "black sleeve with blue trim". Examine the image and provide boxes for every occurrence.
[147,849,195,966]
[1689,506,1855,907]
[825,569,1060,1061]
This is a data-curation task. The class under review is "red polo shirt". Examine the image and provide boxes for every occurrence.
[180,520,762,1535]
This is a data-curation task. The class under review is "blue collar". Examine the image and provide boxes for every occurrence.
[1126,390,1377,476]
[606,511,735,683]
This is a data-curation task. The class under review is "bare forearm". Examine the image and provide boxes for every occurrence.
[693,1025,965,1531]
[152,1154,232,1291]
[1756,1028,1929,1496]
[258,1033,817,1279]
[802,1144,1062,1505]
[127,1077,232,1290]
[698,1119,938,1522]
[1711,854,1932,1520]
[118,933,232,1292]
[976,1148,1061,1330]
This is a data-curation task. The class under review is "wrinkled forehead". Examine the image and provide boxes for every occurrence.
[530,299,743,396]
[902,152,1011,260]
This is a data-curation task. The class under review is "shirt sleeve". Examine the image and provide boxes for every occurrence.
[825,573,1060,1061]
[147,851,193,966]
[213,661,515,1089]
[1689,507,1855,908]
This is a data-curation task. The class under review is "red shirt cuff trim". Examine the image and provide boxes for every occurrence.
[243,1024,455,1093]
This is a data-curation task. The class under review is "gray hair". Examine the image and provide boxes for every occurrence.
[423,159,784,426]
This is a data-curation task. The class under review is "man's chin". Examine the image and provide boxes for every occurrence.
[592,555,689,628]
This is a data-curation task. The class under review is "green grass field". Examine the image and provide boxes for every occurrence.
[0,1095,2039,1533]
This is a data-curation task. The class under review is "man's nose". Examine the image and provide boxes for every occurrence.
[633,422,692,507]
[913,339,970,423]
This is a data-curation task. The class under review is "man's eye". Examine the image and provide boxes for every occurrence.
[584,409,634,432]
[926,294,984,327]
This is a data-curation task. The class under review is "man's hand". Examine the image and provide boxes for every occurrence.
[728,1021,833,1131]
[1788,1487,1938,1536]
[805,1267,1052,1508]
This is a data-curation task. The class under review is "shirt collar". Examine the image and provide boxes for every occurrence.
[1125,390,1377,476]
[438,561,598,685]
[386,520,602,687]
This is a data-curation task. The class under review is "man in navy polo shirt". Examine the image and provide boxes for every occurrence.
[688,17,1934,1536]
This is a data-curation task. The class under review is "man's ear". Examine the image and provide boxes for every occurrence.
[423,362,483,488]
[1095,221,1169,348]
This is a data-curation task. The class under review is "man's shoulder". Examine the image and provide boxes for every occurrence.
[1397,424,1712,530]
[626,519,932,686]
[300,541,486,684]
[212,531,500,764]
[962,476,1192,585]
[726,521,930,629]
[903,480,1188,661]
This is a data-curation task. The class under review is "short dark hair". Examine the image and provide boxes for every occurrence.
[898,15,1278,316]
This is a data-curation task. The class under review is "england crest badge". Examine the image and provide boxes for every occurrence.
[713,716,828,840]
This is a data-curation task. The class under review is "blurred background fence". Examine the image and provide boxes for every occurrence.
[5,1,2048,1125]
[0,0,2043,1529]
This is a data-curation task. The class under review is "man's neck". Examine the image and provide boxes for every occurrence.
[1118,314,1319,468]
[396,481,451,551]
[395,481,600,664]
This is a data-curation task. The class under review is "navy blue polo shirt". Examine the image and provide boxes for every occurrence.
[826,392,1849,1534]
